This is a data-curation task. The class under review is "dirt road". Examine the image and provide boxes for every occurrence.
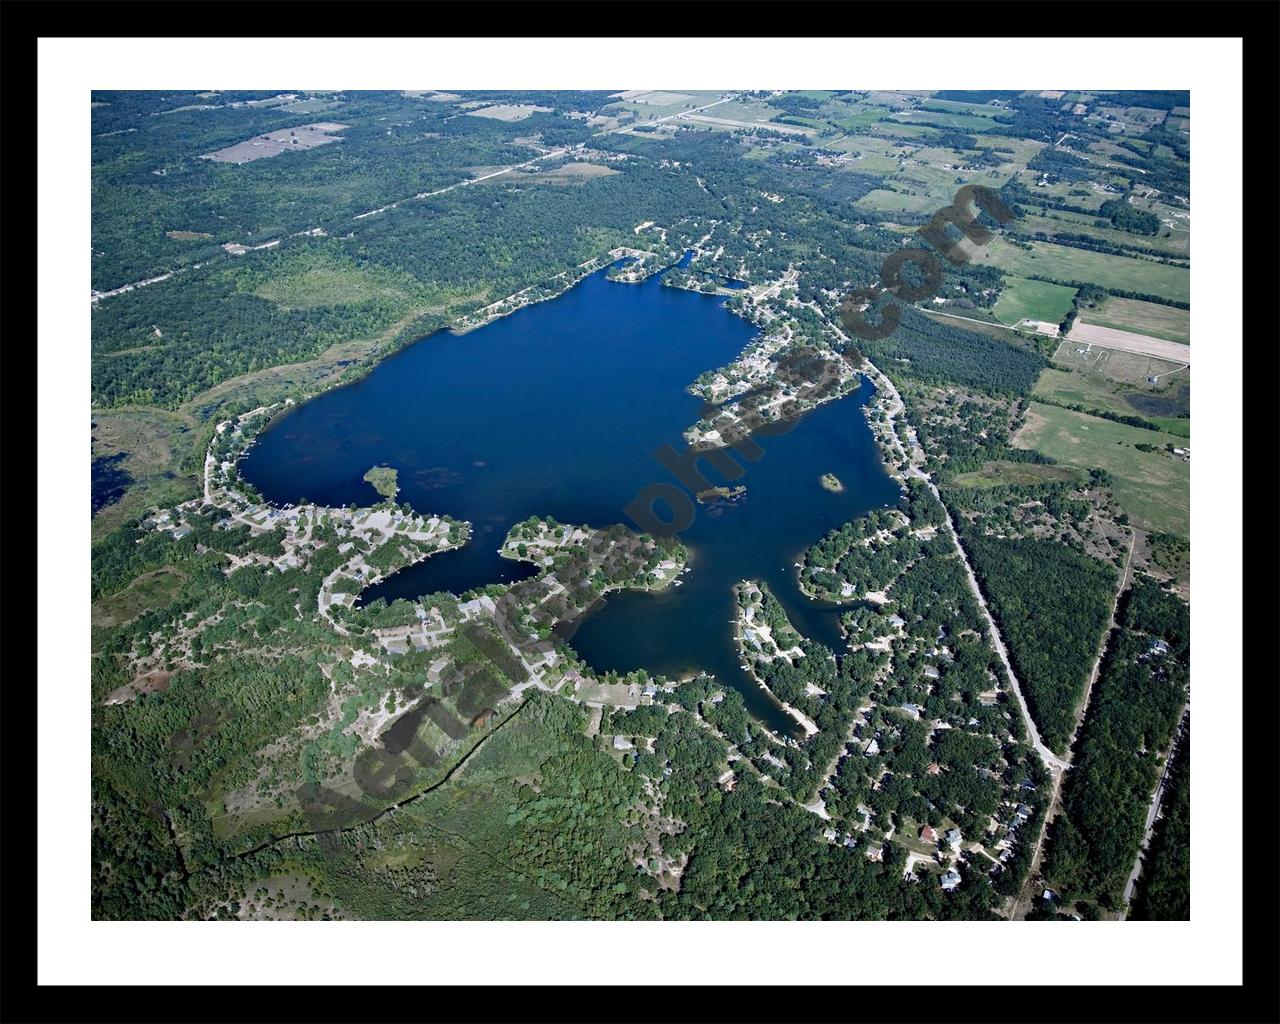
[1118,705,1188,920]
[1068,321,1192,364]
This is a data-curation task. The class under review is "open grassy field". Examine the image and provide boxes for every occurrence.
[1015,210,1190,259]
[856,189,941,214]
[993,276,1078,326]
[91,408,202,542]
[524,162,620,184]
[1079,295,1190,344]
[92,567,189,650]
[253,262,420,310]
[1013,404,1189,537]
[1053,338,1187,382]
[950,460,1087,489]
[891,108,1004,132]
[1033,365,1190,434]
[828,109,893,132]
[970,238,1190,303]
[464,104,551,122]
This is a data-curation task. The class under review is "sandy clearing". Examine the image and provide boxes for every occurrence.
[1068,321,1191,363]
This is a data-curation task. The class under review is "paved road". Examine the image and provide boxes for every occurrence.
[1119,706,1189,920]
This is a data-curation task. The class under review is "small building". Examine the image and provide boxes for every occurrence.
[1148,638,1170,656]
[612,735,633,751]
[926,762,943,776]
[900,703,923,720]
[940,869,962,892]
[946,828,963,851]
[919,824,937,844]
[863,738,880,757]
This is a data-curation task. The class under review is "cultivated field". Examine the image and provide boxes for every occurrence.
[970,237,1190,304]
[1015,210,1190,259]
[1014,404,1189,537]
[465,104,552,122]
[201,123,349,164]
[1079,296,1190,344]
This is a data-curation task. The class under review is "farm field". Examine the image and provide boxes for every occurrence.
[1015,210,1190,259]
[1014,403,1189,537]
[970,237,1190,304]
[200,123,349,164]
[465,104,552,121]
[890,108,1006,132]
[1079,295,1190,344]
[993,276,1078,326]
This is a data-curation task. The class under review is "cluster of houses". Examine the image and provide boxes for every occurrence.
[900,822,968,892]
[992,799,1035,868]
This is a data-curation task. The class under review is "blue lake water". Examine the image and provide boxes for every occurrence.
[241,261,900,734]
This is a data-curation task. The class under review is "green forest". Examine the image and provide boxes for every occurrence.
[1042,579,1189,916]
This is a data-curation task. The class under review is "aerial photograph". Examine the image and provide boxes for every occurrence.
[89,86,1193,925]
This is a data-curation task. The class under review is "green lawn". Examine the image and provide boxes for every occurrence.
[972,238,1190,304]
[1013,404,1189,537]
[993,277,1078,326]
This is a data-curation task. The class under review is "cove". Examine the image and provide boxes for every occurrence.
[240,260,900,734]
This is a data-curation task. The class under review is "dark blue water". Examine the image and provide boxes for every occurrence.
[241,261,899,733]
[91,452,132,515]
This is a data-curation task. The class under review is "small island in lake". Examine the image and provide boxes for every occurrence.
[820,473,844,493]
[696,484,747,505]
[363,465,399,501]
